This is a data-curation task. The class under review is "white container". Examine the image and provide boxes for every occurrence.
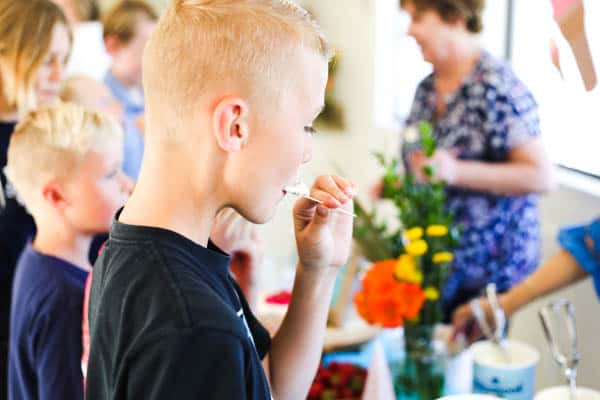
[535,386,600,400]
[471,340,540,400]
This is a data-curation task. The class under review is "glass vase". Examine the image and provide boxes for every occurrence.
[390,324,446,400]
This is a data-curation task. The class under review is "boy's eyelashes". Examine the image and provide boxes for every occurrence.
[304,126,317,135]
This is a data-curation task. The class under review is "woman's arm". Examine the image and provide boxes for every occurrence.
[409,138,556,195]
[452,249,589,340]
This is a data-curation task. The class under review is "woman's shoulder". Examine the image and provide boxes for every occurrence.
[473,51,531,97]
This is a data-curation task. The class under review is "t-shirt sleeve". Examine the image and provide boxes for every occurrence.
[34,306,84,400]
[125,330,249,399]
[485,79,541,161]
[558,219,600,299]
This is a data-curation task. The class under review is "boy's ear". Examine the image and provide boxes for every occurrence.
[41,180,68,210]
[104,35,122,56]
[212,96,250,153]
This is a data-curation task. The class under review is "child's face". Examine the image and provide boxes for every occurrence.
[229,49,328,223]
[35,22,71,107]
[110,17,156,86]
[63,147,131,234]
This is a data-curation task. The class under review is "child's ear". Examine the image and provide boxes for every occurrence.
[212,96,250,153]
[41,180,68,210]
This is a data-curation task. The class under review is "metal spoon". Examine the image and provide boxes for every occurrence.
[470,283,511,363]
[283,183,356,218]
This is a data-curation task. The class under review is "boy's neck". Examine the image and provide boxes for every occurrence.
[33,226,94,272]
[119,151,219,248]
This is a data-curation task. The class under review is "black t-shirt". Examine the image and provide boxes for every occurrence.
[86,216,272,400]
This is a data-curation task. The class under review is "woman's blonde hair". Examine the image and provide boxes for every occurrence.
[0,0,72,114]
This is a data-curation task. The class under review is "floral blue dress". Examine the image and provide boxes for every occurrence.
[402,51,542,318]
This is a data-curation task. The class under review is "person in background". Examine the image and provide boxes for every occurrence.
[7,103,129,400]
[51,0,111,80]
[102,0,158,179]
[399,0,556,321]
[453,218,600,342]
[0,1,72,397]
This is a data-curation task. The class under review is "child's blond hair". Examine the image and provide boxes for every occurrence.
[143,0,332,139]
[6,102,123,210]
[0,0,72,114]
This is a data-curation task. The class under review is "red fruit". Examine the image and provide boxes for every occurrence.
[308,382,324,398]
[341,388,354,399]
[320,369,333,382]
[338,363,356,376]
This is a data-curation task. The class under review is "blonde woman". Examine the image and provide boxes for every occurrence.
[0,1,72,396]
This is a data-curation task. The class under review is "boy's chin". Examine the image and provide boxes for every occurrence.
[238,204,278,225]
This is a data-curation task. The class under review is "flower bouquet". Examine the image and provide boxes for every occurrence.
[352,121,460,399]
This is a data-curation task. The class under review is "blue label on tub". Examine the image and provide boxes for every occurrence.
[473,364,536,400]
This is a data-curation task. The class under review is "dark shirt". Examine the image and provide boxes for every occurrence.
[86,216,271,400]
[1,121,36,400]
[8,245,87,400]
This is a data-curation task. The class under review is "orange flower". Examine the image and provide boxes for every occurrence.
[354,260,427,328]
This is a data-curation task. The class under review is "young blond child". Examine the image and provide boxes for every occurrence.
[85,1,355,399]
[6,103,130,400]
[102,0,158,179]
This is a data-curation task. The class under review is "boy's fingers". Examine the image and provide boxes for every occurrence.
[312,175,349,204]
[329,175,356,197]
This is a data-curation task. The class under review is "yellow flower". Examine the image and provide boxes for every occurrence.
[394,254,423,284]
[404,227,424,242]
[405,239,428,257]
[424,287,440,301]
[426,225,449,237]
[433,252,454,264]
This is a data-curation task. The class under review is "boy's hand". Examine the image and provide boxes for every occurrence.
[293,175,355,271]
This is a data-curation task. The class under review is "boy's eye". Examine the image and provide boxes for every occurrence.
[105,169,118,179]
[304,126,317,135]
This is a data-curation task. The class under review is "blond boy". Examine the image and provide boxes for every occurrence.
[7,103,130,400]
[85,1,355,399]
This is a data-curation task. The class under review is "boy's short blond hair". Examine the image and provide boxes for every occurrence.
[143,0,332,138]
[102,0,158,44]
[6,102,123,210]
